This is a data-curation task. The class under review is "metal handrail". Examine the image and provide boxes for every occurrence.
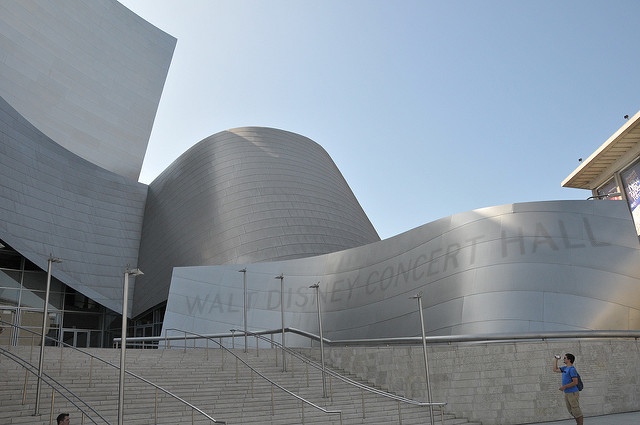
[0,320,225,424]
[161,328,344,424]
[0,346,109,424]
[284,327,640,345]
[117,327,640,347]
[238,329,446,407]
[156,328,443,424]
[236,329,447,425]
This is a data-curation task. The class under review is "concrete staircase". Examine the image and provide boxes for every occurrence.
[0,345,481,424]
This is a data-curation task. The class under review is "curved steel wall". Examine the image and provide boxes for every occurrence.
[163,200,640,341]
[0,95,147,315]
[134,127,380,316]
[0,0,176,180]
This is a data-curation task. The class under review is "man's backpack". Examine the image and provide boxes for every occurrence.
[571,366,584,391]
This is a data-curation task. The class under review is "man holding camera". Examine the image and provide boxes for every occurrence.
[553,353,583,425]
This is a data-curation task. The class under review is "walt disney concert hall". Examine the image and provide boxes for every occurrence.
[1,0,640,349]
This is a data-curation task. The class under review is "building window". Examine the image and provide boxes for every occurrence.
[0,239,117,347]
[620,157,640,236]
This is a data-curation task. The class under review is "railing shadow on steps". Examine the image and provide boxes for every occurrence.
[117,328,447,425]
[117,328,345,425]
[0,320,226,425]
[0,346,110,425]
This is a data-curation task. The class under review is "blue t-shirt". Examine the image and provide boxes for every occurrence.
[561,366,579,393]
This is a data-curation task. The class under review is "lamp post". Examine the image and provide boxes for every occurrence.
[118,267,143,425]
[309,282,326,397]
[275,274,285,371]
[34,254,62,415]
[411,292,434,425]
[238,268,247,352]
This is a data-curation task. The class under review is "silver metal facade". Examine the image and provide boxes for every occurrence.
[134,127,380,316]
[163,200,640,342]
[0,95,147,316]
[0,0,176,180]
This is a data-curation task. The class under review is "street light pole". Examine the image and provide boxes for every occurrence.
[310,282,326,397]
[118,267,143,425]
[238,268,247,353]
[275,274,285,372]
[411,292,434,425]
[34,254,61,415]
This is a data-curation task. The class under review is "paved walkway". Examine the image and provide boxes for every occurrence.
[527,410,640,424]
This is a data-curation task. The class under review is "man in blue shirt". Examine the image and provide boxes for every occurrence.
[553,353,583,425]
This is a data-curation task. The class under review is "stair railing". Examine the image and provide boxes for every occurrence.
[235,329,447,425]
[0,320,226,424]
[157,329,344,425]
[0,346,110,424]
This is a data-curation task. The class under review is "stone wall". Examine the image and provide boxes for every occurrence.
[304,339,640,424]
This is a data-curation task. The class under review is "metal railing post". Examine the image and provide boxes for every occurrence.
[239,268,248,353]
[49,389,55,425]
[412,292,434,425]
[275,274,286,372]
[35,255,61,415]
[89,356,93,387]
[310,282,326,397]
[22,369,28,405]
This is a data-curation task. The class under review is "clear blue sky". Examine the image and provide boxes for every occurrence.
[120,0,640,240]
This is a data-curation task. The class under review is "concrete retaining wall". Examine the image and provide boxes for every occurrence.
[310,339,640,424]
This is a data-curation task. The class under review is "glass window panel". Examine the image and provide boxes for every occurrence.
[18,290,45,309]
[0,309,15,346]
[0,250,21,270]
[64,289,100,311]
[0,270,21,289]
[90,331,102,347]
[62,331,74,346]
[18,310,44,345]
[63,312,102,330]
[22,270,46,292]
[0,287,20,307]
[76,331,88,347]
[19,289,64,310]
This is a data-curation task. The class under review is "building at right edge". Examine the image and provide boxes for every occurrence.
[563,111,640,236]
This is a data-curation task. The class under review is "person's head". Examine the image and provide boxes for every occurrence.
[57,413,70,425]
[564,353,575,364]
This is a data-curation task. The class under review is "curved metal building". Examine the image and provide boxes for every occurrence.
[163,200,640,340]
[0,0,175,181]
[134,127,380,316]
[0,96,146,316]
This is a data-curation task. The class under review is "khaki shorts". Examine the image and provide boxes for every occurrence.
[564,391,583,418]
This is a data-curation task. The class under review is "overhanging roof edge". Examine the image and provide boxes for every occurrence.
[562,110,640,189]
